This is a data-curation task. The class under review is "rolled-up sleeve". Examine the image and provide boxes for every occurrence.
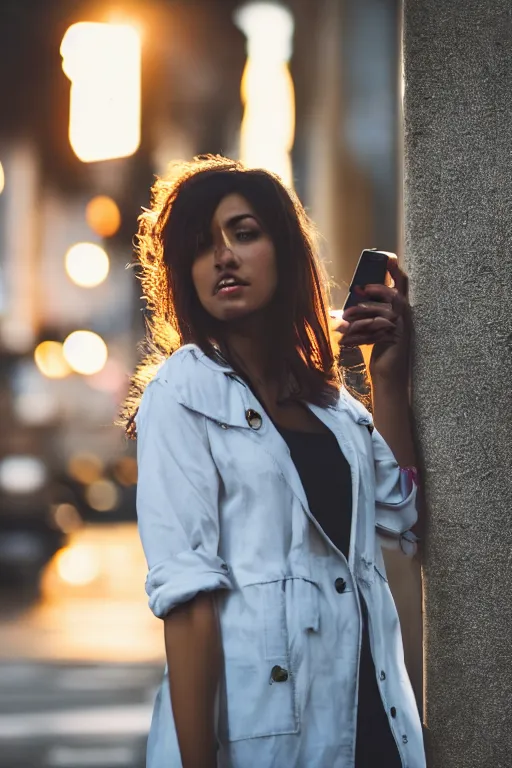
[373,427,418,540]
[135,378,232,618]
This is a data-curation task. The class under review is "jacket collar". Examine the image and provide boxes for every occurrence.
[173,344,372,429]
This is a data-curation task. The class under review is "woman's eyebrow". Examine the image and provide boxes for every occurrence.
[223,213,258,229]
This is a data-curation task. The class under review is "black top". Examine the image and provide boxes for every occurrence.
[280,426,353,557]
[278,425,402,768]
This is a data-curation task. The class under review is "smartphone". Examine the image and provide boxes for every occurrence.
[343,249,390,310]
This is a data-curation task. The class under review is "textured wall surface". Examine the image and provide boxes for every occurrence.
[403,1,512,766]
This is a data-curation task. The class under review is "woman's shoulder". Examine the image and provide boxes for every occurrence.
[149,343,206,386]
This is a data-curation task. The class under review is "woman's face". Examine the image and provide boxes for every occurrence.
[191,193,278,323]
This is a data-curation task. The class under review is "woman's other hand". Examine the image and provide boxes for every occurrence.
[330,256,411,388]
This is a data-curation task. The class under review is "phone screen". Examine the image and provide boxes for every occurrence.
[343,250,389,310]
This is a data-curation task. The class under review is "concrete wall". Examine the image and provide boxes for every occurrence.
[403,1,512,765]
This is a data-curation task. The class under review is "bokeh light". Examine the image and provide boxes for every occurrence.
[60,22,141,162]
[52,503,83,533]
[0,455,47,495]
[1,319,35,353]
[14,390,59,426]
[34,341,72,379]
[55,544,101,586]
[68,452,104,485]
[112,456,138,486]
[65,242,110,288]
[86,479,120,512]
[63,331,108,375]
[0,160,4,194]
[86,195,121,237]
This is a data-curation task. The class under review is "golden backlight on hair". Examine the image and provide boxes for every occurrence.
[119,156,343,438]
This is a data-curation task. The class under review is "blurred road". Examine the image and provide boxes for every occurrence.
[0,523,165,768]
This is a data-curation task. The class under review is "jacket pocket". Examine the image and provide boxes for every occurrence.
[219,577,319,742]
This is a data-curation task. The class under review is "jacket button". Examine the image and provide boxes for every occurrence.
[270,665,288,683]
[246,409,262,430]
[334,577,347,593]
[390,706,397,718]
[380,670,386,681]
[402,734,408,744]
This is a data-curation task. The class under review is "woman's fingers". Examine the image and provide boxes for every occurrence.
[341,330,395,347]
[331,258,410,347]
[342,300,397,323]
[349,285,407,318]
[341,317,396,346]
[386,256,409,297]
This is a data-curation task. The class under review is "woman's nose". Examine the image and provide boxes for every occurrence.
[214,243,238,268]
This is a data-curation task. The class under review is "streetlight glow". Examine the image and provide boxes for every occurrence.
[234,2,295,186]
[60,22,141,162]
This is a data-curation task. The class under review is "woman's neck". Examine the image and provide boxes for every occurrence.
[222,312,280,392]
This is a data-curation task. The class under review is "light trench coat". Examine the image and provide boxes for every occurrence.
[135,344,426,768]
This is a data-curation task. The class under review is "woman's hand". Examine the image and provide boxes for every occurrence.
[330,256,411,388]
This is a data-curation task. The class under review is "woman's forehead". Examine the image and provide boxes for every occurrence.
[212,193,256,228]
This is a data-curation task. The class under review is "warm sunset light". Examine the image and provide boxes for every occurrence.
[55,544,101,586]
[60,22,141,162]
[63,331,108,375]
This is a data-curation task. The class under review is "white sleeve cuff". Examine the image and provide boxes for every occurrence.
[146,551,233,618]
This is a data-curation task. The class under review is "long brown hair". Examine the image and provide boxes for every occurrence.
[122,155,345,437]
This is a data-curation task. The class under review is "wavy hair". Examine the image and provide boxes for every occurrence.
[121,155,368,437]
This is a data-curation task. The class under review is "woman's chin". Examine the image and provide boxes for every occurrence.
[212,303,255,323]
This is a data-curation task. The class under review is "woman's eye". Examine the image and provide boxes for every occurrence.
[236,229,259,242]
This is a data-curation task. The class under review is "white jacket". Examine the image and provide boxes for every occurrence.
[135,344,426,768]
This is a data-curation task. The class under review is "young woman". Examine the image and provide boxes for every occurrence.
[126,155,425,768]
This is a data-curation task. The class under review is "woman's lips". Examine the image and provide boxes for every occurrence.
[216,284,246,297]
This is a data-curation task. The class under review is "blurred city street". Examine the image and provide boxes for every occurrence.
[0,523,165,768]
[0,1,412,766]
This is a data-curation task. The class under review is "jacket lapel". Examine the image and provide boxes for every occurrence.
[173,346,371,570]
